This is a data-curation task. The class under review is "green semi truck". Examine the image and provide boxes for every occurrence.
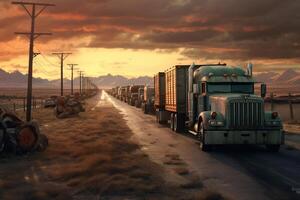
[154,63,284,152]
[128,85,144,106]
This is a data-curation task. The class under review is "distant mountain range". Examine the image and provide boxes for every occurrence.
[255,69,300,85]
[0,69,153,88]
[0,68,299,88]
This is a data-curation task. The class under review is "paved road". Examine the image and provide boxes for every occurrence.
[102,91,300,200]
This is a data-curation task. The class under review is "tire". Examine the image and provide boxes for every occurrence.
[144,104,148,114]
[17,125,39,153]
[0,128,5,153]
[174,114,178,132]
[170,113,174,131]
[266,145,280,152]
[36,134,48,152]
[174,114,185,132]
[198,121,211,152]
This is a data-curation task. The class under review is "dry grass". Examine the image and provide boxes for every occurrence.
[0,88,80,98]
[174,167,190,176]
[0,91,227,200]
[180,176,203,189]
[0,94,168,199]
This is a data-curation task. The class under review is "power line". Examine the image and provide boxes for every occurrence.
[35,46,60,67]
[12,1,55,122]
[36,58,59,75]
[34,59,59,76]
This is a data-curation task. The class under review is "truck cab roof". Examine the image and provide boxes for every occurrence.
[194,65,256,83]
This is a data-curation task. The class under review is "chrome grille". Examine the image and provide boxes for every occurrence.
[229,100,263,129]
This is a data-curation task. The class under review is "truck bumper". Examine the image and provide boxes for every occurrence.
[204,129,284,145]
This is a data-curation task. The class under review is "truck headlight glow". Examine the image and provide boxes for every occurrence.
[265,121,281,126]
[217,121,224,126]
[209,120,224,126]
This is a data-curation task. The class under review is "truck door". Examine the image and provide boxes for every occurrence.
[198,82,207,113]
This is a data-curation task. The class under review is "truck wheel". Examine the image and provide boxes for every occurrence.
[156,111,159,123]
[199,122,211,152]
[0,128,5,153]
[174,114,177,132]
[144,104,148,114]
[266,145,280,152]
[174,114,182,133]
[170,113,174,131]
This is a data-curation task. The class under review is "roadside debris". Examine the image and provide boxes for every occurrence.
[0,106,48,154]
[44,95,57,108]
[55,94,85,119]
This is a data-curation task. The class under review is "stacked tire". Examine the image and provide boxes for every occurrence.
[0,107,48,155]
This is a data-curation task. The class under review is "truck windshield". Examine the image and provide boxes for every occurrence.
[207,83,254,94]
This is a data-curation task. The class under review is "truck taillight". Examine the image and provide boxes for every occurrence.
[211,112,217,119]
[272,112,278,119]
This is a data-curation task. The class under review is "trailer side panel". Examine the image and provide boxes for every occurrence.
[154,72,165,108]
[165,65,189,114]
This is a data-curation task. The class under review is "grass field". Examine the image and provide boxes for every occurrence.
[0,91,226,200]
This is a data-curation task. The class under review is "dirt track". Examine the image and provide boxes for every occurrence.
[0,91,224,200]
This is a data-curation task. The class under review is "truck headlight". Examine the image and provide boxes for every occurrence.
[265,120,281,126]
[217,121,224,126]
[209,120,224,126]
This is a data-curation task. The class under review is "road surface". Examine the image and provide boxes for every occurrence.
[101,91,300,200]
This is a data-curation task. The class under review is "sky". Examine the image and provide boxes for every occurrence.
[0,0,300,80]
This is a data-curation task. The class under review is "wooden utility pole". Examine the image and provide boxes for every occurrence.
[68,64,78,95]
[12,1,55,122]
[82,75,85,94]
[52,53,72,96]
[78,71,84,95]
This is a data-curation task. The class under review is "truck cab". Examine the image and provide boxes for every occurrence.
[190,64,284,151]
[142,86,155,114]
[135,87,145,108]
[128,85,144,106]
[118,86,127,101]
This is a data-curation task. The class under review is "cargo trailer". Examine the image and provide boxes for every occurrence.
[154,72,168,123]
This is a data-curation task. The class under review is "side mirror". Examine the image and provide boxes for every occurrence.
[201,82,206,95]
[261,84,267,98]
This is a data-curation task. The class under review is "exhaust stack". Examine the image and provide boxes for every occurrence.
[247,63,253,77]
[188,63,197,127]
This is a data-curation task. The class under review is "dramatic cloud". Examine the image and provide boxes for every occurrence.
[1,0,300,70]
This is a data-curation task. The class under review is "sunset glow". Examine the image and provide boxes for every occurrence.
[1,0,300,79]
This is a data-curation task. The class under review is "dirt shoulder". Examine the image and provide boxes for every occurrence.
[284,123,300,135]
[0,92,225,200]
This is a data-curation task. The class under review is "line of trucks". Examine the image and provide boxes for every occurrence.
[108,63,284,152]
